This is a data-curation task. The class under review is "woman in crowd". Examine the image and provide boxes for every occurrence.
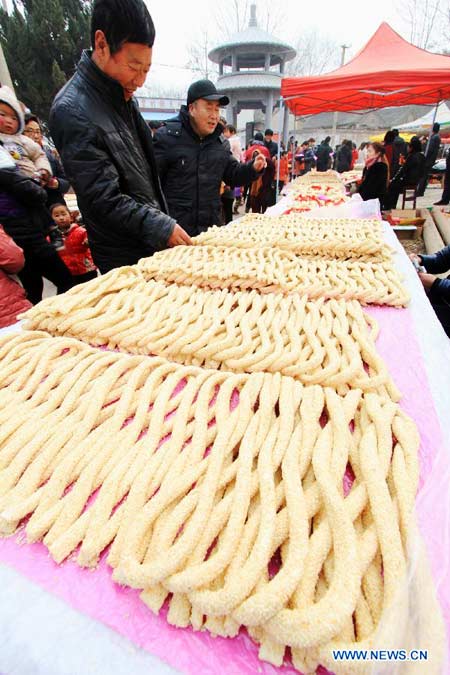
[0,145,72,304]
[385,136,426,209]
[336,140,352,173]
[383,130,395,172]
[357,141,390,204]
[223,124,243,213]
[23,113,70,208]
[350,143,358,170]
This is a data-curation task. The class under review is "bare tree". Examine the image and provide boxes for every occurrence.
[138,83,185,100]
[212,0,285,38]
[213,0,249,36]
[396,0,446,50]
[186,29,218,80]
[286,30,340,77]
[441,0,450,47]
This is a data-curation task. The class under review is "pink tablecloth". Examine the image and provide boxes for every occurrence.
[0,302,447,674]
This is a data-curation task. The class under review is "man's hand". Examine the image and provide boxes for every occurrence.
[168,223,192,247]
[409,253,422,265]
[418,272,436,290]
[47,177,59,189]
[253,153,267,173]
[38,169,51,186]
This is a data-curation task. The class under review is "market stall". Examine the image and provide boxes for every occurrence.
[281,23,450,115]
[396,102,450,134]
[1,176,449,674]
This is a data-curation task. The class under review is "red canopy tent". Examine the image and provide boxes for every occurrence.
[281,23,450,116]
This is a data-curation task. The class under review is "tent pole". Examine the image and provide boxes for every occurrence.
[330,44,350,145]
[276,97,283,204]
[424,99,441,155]
[331,110,339,146]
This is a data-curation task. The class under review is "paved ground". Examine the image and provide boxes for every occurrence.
[414,183,447,210]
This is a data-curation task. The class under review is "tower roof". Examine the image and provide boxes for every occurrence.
[209,4,296,64]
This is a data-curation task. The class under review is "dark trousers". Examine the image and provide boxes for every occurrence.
[431,300,450,338]
[266,183,276,208]
[19,244,73,304]
[439,170,450,204]
[416,164,433,196]
[72,270,98,286]
[385,179,405,210]
[221,196,233,225]
[250,193,268,214]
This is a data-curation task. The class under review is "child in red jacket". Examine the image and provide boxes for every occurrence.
[50,203,97,285]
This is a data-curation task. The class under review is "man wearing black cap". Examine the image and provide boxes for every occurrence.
[153,79,267,236]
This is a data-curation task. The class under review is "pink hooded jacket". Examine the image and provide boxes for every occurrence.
[0,224,32,327]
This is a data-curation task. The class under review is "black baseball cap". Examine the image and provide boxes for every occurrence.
[187,79,230,106]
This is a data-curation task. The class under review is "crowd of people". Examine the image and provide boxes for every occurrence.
[0,0,449,338]
[284,126,449,210]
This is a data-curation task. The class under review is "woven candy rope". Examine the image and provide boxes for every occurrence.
[20,274,399,398]
[137,245,409,306]
[0,331,420,674]
[193,215,390,260]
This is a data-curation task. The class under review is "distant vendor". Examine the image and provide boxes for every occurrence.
[410,247,450,337]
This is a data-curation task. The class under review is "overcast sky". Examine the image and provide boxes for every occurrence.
[140,0,413,96]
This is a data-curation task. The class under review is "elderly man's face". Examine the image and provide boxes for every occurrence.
[188,99,221,138]
[93,31,152,100]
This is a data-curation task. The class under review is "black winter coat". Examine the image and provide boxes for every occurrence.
[392,136,408,175]
[393,151,426,187]
[153,107,258,237]
[0,168,49,250]
[49,51,175,273]
[336,145,352,173]
[316,142,332,171]
[264,139,278,158]
[358,161,388,202]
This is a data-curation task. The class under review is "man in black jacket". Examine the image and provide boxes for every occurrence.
[416,122,441,197]
[49,0,191,274]
[336,140,352,173]
[410,246,450,337]
[264,129,278,158]
[316,137,332,172]
[153,79,266,237]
